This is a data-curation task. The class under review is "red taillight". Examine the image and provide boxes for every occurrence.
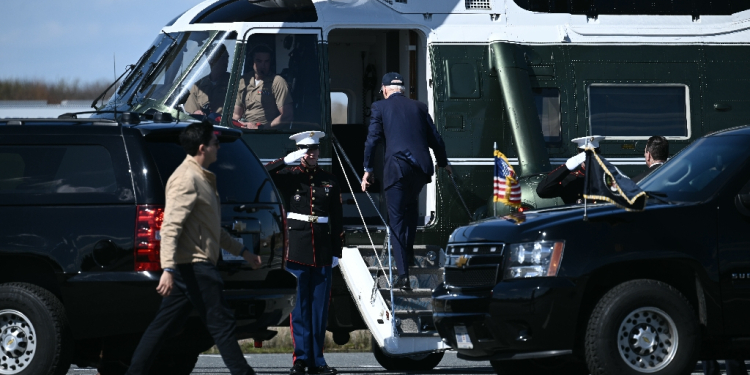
[135,205,165,272]
[281,205,289,265]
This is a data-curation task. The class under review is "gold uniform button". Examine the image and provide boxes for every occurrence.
[312,197,316,201]
[309,176,313,180]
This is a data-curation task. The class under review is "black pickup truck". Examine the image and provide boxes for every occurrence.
[433,125,750,375]
[0,117,296,375]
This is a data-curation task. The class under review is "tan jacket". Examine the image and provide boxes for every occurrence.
[160,155,243,269]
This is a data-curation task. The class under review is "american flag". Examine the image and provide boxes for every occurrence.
[494,150,521,207]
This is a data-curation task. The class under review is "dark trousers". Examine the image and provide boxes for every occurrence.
[704,360,749,375]
[125,262,252,375]
[384,170,426,278]
[286,261,332,368]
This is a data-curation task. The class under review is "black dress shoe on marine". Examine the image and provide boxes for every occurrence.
[308,365,338,374]
[290,360,306,374]
[393,275,412,290]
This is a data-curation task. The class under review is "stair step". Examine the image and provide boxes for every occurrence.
[394,310,432,317]
[380,288,432,298]
[399,332,440,338]
[368,267,442,274]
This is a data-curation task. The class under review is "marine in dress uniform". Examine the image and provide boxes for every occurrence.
[537,136,605,204]
[361,72,451,290]
[265,131,342,375]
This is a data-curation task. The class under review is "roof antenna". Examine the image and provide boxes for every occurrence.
[113,53,117,122]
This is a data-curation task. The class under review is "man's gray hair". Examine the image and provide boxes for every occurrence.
[386,85,407,93]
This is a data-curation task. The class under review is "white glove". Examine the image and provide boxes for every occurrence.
[283,149,307,164]
[565,152,586,171]
[332,256,339,268]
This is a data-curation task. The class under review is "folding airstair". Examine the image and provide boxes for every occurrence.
[331,138,450,370]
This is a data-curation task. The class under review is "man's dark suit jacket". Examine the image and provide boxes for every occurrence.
[632,163,663,183]
[363,92,448,189]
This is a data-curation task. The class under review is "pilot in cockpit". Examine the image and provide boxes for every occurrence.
[232,45,294,129]
[184,44,230,116]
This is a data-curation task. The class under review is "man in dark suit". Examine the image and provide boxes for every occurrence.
[632,135,669,183]
[360,72,451,290]
[265,131,343,375]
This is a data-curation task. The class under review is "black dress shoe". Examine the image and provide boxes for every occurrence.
[308,365,338,374]
[393,275,412,290]
[290,360,306,374]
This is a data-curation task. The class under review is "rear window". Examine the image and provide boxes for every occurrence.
[0,145,129,205]
[145,138,278,204]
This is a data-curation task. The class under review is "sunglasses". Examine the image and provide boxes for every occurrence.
[297,145,320,151]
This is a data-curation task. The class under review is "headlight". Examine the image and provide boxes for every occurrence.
[504,241,564,279]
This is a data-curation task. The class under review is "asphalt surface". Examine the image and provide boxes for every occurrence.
[66,353,744,374]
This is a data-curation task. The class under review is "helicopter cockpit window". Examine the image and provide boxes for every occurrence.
[165,33,238,121]
[232,33,322,132]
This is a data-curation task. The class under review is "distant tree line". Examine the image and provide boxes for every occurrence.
[0,79,115,104]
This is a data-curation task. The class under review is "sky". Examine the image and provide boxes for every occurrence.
[0,0,201,83]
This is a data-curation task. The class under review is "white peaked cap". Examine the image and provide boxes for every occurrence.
[289,131,325,145]
[571,135,605,149]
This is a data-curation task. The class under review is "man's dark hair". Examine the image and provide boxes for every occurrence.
[180,121,214,156]
[646,136,669,161]
[251,45,273,59]
[208,44,229,65]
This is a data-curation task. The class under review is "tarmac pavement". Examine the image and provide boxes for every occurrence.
[66,353,744,374]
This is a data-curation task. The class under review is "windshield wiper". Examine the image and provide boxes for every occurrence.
[91,64,135,110]
[646,191,672,204]
[127,40,177,106]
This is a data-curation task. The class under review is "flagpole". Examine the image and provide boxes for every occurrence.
[493,142,497,218]
[583,149,590,222]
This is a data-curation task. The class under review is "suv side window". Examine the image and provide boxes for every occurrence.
[0,145,126,205]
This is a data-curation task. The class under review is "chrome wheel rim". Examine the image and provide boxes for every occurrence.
[0,310,37,375]
[617,307,678,373]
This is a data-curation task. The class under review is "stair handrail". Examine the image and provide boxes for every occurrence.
[331,135,397,335]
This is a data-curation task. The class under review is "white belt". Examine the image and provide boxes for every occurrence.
[287,212,329,223]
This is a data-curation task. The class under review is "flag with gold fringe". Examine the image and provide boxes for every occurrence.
[583,147,648,211]
[493,150,521,208]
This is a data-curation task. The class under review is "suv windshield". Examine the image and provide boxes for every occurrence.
[145,136,278,204]
[102,31,237,119]
[640,134,750,202]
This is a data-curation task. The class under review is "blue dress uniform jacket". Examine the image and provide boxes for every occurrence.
[364,92,448,189]
[265,159,343,266]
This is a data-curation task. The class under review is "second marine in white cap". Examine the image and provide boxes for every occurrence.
[536,136,605,204]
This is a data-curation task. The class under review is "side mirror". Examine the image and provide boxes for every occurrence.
[736,193,750,216]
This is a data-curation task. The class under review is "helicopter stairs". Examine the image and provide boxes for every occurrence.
[338,243,450,357]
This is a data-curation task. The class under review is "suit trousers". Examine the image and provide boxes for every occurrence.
[286,261,332,367]
[125,262,252,375]
[384,169,426,278]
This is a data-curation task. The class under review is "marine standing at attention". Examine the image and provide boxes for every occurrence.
[360,72,451,290]
[536,136,605,204]
[265,131,343,375]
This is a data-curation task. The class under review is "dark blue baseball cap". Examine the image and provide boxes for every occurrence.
[382,72,404,86]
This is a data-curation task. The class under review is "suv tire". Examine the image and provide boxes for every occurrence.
[585,279,699,375]
[371,337,444,371]
[0,283,72,375]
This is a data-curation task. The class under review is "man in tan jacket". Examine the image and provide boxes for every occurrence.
[126,121,261,375]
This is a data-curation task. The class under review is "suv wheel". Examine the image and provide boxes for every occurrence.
[0,283,71,375]
[586,279,698,375]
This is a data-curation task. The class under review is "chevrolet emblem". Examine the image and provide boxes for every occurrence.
[456,256,468,269]
[642,337,651,344]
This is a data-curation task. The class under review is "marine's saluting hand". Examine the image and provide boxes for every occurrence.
[284,149,307,165]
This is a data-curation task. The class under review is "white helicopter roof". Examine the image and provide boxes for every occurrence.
[163,0,750,45]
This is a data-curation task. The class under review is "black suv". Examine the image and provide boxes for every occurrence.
[0,118,296,375]
[433,125,750,375]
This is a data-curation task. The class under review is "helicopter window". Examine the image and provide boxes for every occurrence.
[231,33,322,132]
[533,88,561,144]
[588,84,689,138]
[331,92,350,125]
[192,0,317,24]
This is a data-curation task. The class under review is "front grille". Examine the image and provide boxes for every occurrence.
[466,0,491,9]
[445,265,499,288]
